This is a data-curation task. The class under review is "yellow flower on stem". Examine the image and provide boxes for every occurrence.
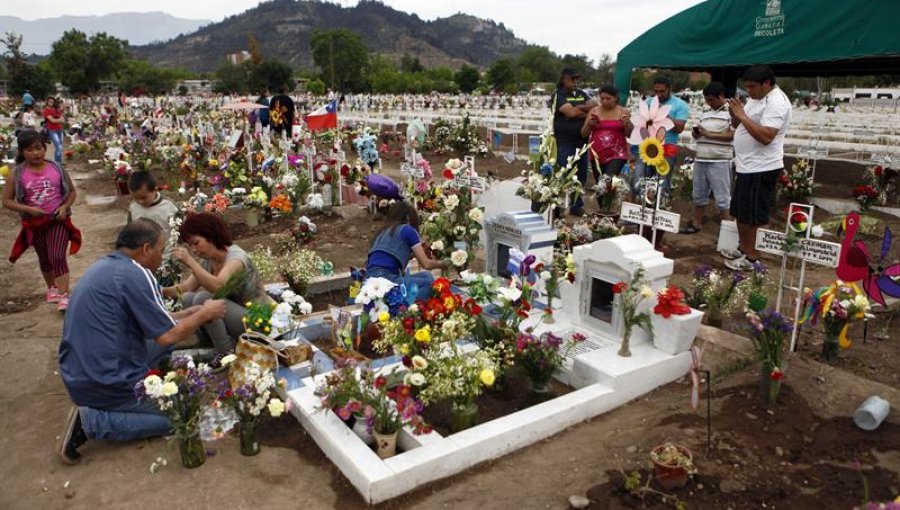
[378,311,390,323]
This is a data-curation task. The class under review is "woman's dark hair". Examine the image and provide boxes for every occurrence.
[371,201,420,248]
[128,170,157,192]
[15,130,45,164]
[116,218,163,250]
[179,212,233,250]
[598,85,619,98]
[742,65,776,86]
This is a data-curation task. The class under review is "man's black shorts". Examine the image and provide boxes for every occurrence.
[730,168,781,226]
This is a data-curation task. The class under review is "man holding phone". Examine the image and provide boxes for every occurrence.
[723,65,792,270]
[680,82,733,234]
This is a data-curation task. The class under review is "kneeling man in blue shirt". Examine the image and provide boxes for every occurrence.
[56,219,226,464]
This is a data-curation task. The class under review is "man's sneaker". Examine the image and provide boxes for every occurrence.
[46,287,62,304]
[720,248,744,260]
[57,407,88,465]
[57,294,69,312]
[725,255,755,271]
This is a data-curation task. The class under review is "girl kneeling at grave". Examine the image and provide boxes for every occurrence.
[365,201,448,301]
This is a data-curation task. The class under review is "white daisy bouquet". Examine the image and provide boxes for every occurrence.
[517,128,588,213]
[214,359,285,423]
[419,184,484,270]
[135,356,216,437]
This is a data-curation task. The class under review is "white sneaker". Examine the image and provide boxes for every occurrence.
[720,248,743,260]
[724,255,754,271]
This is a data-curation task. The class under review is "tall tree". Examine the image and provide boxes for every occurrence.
[247,34,264,66]
[248,59,295,94]
[517,46,561,83]
[214,61,250,94]
[1,32,54,98]
[561,54,596,83]
[400,54,424,73]
[454,64,480,93]
[594,53,616,86]
[46,30,127,94]
[309,29,369,92]
[487,58,517,92]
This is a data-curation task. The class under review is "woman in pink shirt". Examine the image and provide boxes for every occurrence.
[581,85,632,180]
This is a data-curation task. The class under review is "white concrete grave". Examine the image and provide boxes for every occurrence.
[277,234,702,504]
[484,211,556,277]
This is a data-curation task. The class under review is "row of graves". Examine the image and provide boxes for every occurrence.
[258,137,709,502]
[271,224,704,503]
[79,99,891,503]
[151,104,861,503]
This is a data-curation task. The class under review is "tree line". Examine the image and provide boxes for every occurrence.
[2,27,896,99]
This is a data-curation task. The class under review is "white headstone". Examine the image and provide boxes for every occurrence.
[564,234,672,344]
[484,211,556,277]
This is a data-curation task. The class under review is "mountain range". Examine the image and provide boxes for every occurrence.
[129,0,530,72]
[1,12,210,55]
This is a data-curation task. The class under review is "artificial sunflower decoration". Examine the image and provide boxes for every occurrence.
[655,157,670,176]
[638,137,667,168]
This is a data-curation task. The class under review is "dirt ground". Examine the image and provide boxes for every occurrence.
[0,153,898,510]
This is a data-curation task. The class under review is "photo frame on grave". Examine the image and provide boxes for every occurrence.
[578,259,629,337]
[496,243,513,278]
[464,155,476,174]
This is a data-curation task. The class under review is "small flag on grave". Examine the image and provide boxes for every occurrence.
[305,101,338,131]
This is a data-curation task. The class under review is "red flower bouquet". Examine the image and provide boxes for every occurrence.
[654,286,691,318]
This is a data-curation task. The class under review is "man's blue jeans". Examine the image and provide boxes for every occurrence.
[48,130,63,166]
[79,341,173,442]
[556,142,589,212]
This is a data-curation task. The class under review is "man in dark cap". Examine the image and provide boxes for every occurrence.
[551,68,596,216]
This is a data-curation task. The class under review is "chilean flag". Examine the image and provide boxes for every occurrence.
[304,100,338,131]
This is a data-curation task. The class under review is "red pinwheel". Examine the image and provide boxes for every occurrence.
[837,212,900,306]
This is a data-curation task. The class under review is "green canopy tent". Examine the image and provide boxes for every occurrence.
[614,0,900,102]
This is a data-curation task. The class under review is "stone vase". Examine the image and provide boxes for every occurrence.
[651,308,704,355]
[352,414,375,446]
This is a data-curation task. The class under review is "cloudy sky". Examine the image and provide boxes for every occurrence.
[2,0,705,59]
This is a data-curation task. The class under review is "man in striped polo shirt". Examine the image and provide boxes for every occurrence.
[680,82,734,234]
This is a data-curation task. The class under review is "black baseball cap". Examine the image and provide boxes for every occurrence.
[560,67,582,79]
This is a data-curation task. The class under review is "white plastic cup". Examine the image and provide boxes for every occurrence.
[853,396,890,431]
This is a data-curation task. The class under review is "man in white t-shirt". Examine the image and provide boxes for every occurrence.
[723,65,792,271]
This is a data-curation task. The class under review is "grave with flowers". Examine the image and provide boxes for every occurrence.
[273,232,703,504]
